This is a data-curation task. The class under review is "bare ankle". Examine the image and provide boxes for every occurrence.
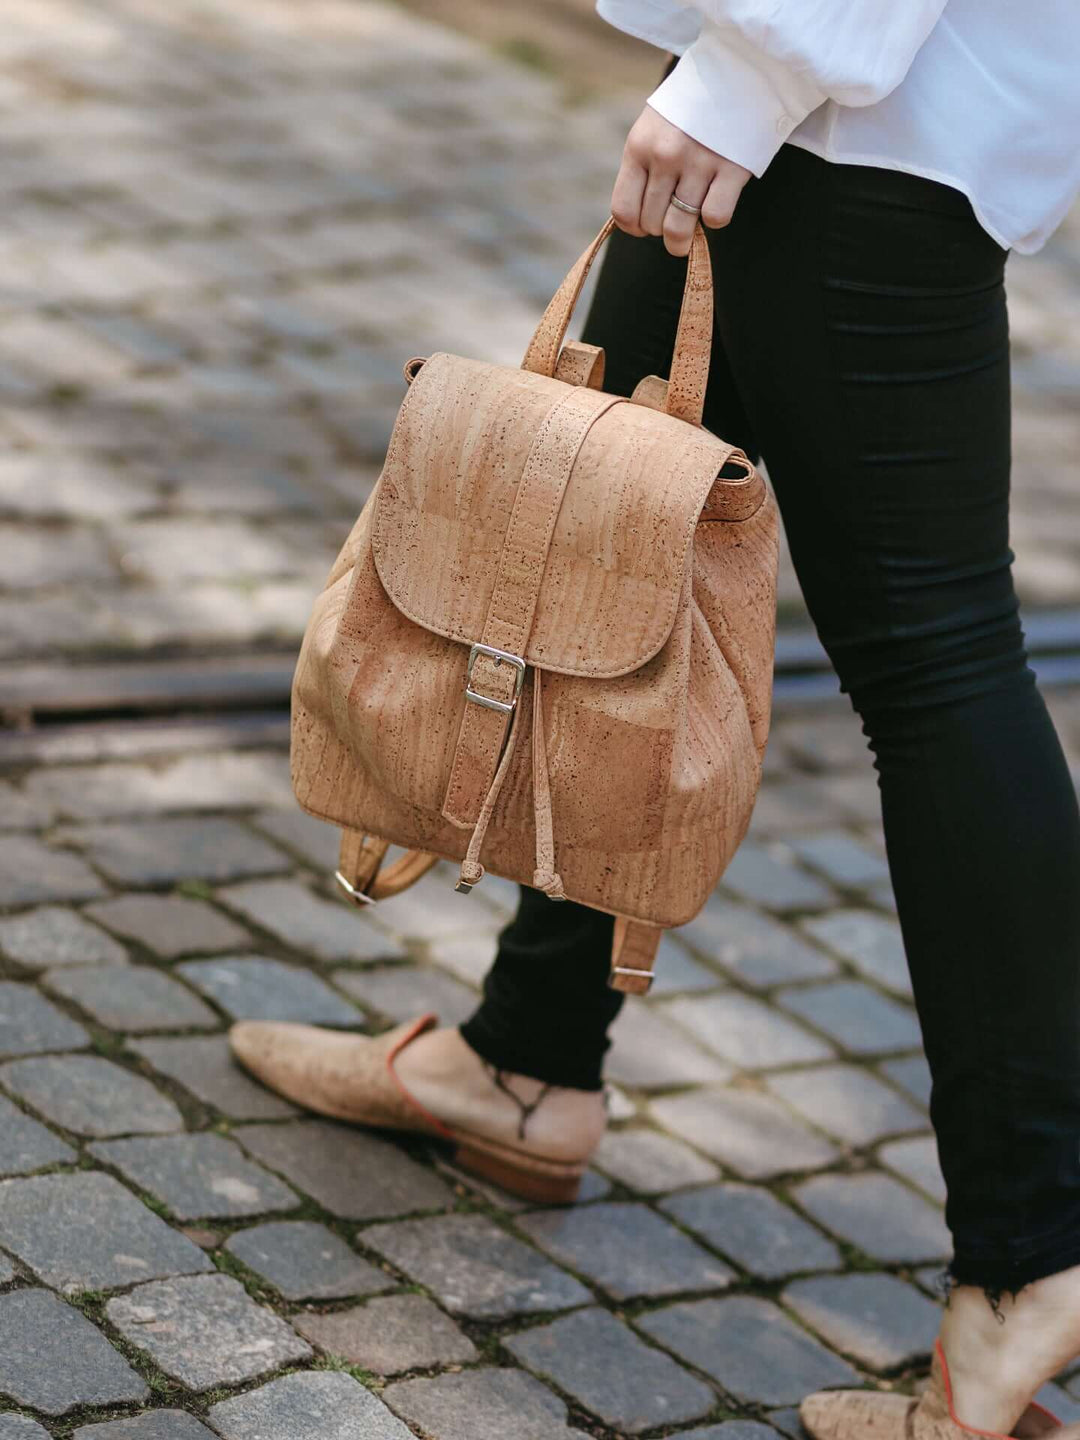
[941,1267,1080,1434]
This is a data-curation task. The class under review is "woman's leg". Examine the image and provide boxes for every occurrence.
[470,143,1080,1397]
[707,147,1080,1429]
[459,888,620,1091]
[709,145,1080,1299]
[458,229,760,1092]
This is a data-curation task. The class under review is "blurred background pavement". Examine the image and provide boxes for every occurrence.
[1,4,1080,1438]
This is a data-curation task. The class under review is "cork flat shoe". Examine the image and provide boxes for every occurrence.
[801,1341,1077,1440]
[228,1012,593,1204]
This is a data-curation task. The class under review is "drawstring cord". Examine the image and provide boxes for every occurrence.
[531,670,566,899]
[456,668,566,900]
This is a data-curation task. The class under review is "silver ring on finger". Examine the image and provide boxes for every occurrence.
[669,193,701,215]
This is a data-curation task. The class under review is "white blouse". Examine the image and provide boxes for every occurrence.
[597,0,1080,254]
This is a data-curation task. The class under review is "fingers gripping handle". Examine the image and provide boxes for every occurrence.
[521,218,714,428]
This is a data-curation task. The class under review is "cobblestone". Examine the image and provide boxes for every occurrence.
[663,991,834,1070]
[85,894,251,958]
[107,1274,311,1390]
[606,1000,733,1090]
[681,1424,784,1440]
[0,982,89,1058]
[1,1054,183,1136]
[720,843,836,912]
[792,1173,951,1263]
[765,1064,927,1147]
[593,1127,721,1194]
[679,899,837,986]
[371,870,505,943]
[334,964,478,1026]
[365,1213,591,1319]
[660,1183,842,1279]
[0,1172,211,1291]
[250,808,342,871]
[0,0,1074,1423]
[0,1417,49,1440]
[879,1136,947,1204]
[768,1407,812,1439]
[209,1371,413,1440]
[234,1120,452,1220]
[44,965,219,1032]
[427,931,499,987]
[384,1368,585,1440]
[0,783,53,832]
[176,955,361,1025]
[0,1092,76,1174]
[880,1055,933,1108]
[649,1087,841,1178]
[73,1415,216,1440]
[646,937,723,994]
[217,878,400,961]
[0,1288,148,1415]
[748,778,853,835]
[224,1220,389,1300]
[90,1133,299,1220]
[505,1306,715,1433]
[0,906,127,969]
[783,1273,941,1371]
[129,1036,298,1120]
[638,1296,860,1406]
[295,1294,478,1373]
[520,1201,734,1300]
[0,835,106,906]
[786,833,890,890]
[59,819,290,886]
[0,524,115,590]
[779,981,922,1055]
[801,911,911,998]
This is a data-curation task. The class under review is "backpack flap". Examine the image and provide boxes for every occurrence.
[371,349,765,682]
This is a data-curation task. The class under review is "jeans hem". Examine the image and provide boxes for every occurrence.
[950,1232,1080,1294]
[458,1019,605,1093]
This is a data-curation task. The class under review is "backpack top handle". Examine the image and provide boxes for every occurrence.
[520,216,714,429]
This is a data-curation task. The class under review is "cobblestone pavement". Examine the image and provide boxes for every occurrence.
[3,1,1080,1437]
[3,689,1080,1436]
[0,0,1078,660]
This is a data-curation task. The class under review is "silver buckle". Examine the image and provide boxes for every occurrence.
[465,643,526,715]
[610,964,655,994]
[335,870,376,906]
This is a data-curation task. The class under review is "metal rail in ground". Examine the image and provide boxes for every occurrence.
[4,608,1080,762]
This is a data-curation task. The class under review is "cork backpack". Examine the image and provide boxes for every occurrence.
[291,219,779,994]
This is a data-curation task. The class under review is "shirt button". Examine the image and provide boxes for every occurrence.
[776,114,792,135]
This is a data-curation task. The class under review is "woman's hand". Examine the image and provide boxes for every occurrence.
[612,107,752,256]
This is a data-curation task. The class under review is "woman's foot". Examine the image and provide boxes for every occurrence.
[801,1267,1080,1440]
[229,1013,606,1204]
[939,1270,1080,1433]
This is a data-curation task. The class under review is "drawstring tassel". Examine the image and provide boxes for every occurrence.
[531,670,566,900]
[455,668,565,902]
[455,699,523,894]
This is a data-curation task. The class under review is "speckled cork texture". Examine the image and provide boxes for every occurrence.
[801,1341,1065,1440]
[290,219,779,984]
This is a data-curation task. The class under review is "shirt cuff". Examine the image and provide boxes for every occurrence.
[646,21,826,177]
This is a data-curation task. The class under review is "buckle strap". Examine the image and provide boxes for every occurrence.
[442,387,622,830]
[609,918,661,995]
[465,644,526,715]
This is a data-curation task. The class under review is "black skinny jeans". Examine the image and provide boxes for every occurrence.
[460,144,1080,1292]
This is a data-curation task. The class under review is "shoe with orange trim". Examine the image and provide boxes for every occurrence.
[801,1340,1078,1440]
[228,1012,604,1205]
